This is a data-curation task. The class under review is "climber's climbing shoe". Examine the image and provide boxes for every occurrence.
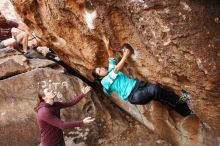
[179,90,191,103]
[189,111,196,115]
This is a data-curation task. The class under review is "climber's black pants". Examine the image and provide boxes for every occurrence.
[128,81,191,116]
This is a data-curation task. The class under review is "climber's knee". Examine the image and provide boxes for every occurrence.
[16,32,28,43]
[1,38,17,47]
[129,89,153,105]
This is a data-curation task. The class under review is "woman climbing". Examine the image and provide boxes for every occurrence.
[92,35,192,116]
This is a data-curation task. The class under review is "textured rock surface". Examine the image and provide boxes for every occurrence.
[0,47,170,146]
[0,48,172,146]
[8,0,220,145]
[1,0,220,145]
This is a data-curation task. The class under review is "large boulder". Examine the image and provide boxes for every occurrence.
[0,47,170,146]
[9,0,220,145]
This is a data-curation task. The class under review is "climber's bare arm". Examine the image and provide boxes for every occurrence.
[17,22,30,33]
[114,49,131,73]
[101,35,114,58]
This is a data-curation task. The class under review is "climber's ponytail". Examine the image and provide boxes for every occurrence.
[92,68,105,92]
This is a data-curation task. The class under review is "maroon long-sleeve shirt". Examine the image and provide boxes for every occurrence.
[36,93,85,146]
[0,20,18,41]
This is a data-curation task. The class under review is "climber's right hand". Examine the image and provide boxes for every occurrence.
[123,48,131,57]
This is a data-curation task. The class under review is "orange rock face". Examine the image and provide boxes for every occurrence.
[0,47,170,146]
[5,0,220,145]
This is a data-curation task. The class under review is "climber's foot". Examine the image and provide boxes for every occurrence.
[179,90,191,103]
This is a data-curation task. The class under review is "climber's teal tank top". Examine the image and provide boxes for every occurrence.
[101,58,137,101]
